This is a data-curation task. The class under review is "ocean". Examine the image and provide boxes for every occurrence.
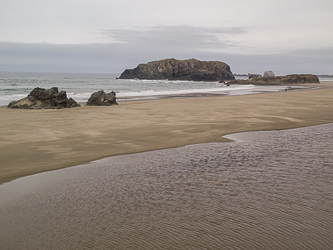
[0,123,332,249]
[1,71,327,106]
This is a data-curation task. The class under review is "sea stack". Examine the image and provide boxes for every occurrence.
[119,58,235,81]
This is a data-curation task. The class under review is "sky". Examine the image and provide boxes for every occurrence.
[1,0,332,75]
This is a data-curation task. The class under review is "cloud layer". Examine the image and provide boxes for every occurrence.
[1,39,332,75]
[1,0,333,74]
[104,26,246,50]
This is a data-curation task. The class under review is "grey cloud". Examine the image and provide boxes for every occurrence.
[1,41,332,75]
[0,42,130,73]
[103,26,247,51]
[219,48,333,75]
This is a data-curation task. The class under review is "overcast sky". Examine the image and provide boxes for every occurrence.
[1,0,332,75]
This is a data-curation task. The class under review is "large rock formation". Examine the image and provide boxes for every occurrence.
[8,87,80,109]
[86,90,118,106]
[229,74,320,85]
[119,58,235,81]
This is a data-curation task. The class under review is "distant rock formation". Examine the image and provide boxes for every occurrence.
[263,70,275,77]
[118,58,235,81]
[229,74,320,85]
[8,87,80,109]
[249,74,260,79]
[86,90,118,106]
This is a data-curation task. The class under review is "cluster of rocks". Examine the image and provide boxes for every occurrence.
[8,88,118,109]
[8,87,81,109]
[230,74,320,85]
[118,58,235,81]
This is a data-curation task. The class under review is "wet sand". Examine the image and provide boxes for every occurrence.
[1,81,332,184]
[1,123,332,249]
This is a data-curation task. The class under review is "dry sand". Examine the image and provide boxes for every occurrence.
[1,82,332,184]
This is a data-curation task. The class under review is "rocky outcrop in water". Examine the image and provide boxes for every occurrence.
[229,74,320,85]
[249,74,261,79]
[263,70,275,77]
[86,90,118,106]
[119,58,235,81]
[8,87,80,109]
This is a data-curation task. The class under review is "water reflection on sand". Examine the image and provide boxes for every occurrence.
[1,124,332,249]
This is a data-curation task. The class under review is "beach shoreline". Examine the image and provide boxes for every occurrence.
[1,81,332,184]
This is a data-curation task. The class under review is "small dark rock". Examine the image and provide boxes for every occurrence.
[249,74,260,79]
[86,90,119,106]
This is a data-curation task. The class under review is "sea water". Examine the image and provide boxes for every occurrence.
[0,123,332,249]
[0,72,316,106]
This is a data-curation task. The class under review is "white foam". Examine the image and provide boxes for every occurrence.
[116,85,256,97]
[0,94,28,106]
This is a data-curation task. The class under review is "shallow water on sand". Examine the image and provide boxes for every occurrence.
[0,124,333,249]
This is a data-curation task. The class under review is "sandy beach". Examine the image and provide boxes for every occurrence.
[1,81,332,184]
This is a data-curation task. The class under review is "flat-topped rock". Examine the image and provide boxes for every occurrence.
[8,87,80,109]
[118,58,235,81]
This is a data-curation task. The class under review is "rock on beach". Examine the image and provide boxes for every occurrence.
[86,90,118,106]
[8,87,80,109]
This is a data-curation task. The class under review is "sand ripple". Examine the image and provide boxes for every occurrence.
[0,124,333,249]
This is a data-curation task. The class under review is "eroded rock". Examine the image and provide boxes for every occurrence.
[8,87,80,109]
[86,90,118,106]
[229,74,320,85]
[118,58,235,81]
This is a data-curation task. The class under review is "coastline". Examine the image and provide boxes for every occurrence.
[1,81,332,184]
